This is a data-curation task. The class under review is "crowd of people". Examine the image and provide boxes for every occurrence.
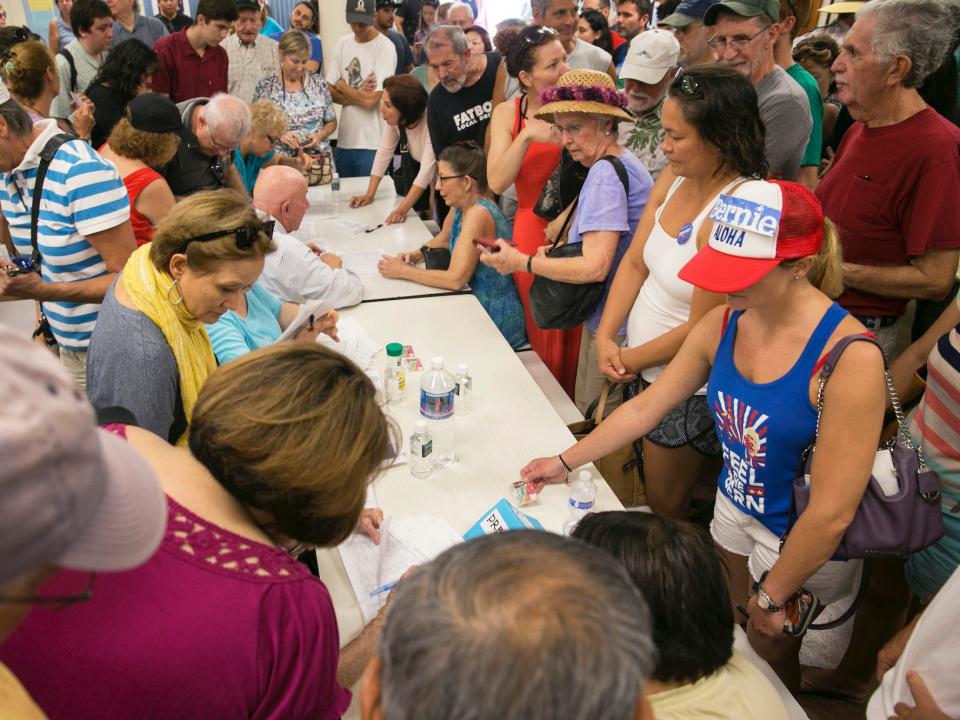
[1,0,960,717]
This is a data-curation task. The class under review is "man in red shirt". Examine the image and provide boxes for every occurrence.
[152,0,237,103]
[815,0,960,358]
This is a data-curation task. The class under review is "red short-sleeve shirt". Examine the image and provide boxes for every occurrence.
[816,108,960,317]
[153,29,229,104]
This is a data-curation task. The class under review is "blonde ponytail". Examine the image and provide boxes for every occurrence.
[807,217,844,299]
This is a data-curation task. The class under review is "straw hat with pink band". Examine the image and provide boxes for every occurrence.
[0,326,167,585]
[678,179,825,293]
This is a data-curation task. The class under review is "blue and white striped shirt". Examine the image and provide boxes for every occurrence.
[0,120,130,350]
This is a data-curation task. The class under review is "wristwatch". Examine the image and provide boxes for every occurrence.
[752,573,783,612]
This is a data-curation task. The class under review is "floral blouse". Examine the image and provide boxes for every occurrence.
[254,71,336,154]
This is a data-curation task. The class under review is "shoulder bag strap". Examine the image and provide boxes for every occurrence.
[550,155,629,251]
[25,133,74,268]
[58,48,77,92]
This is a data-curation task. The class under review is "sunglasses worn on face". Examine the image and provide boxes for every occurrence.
[177,220,275,255]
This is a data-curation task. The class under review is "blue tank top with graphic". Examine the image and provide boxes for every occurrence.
[706,302,848,535]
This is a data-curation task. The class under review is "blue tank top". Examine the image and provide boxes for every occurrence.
[451,199,527,350]
[706,302,847,535]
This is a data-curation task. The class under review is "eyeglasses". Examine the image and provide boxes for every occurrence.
[553,120,590,137]
[436,174,467,183]
[206,125,238,154]
[176,220,275,255]
[707,25,769,52]
[0,572,95,608]
[517,26,559,69]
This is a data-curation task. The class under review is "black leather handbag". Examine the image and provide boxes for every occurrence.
[529,156,629,330]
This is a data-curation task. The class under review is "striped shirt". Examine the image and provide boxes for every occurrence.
[0,120,130,350]
[907,292,960,596]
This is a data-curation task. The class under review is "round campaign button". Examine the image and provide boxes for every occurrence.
[677,223,693,245]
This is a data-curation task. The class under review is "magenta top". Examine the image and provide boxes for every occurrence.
[0,494,351,719]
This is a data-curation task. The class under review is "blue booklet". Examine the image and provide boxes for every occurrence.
[464,498,544,540]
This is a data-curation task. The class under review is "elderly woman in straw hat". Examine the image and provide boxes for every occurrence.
[482,68,653,412]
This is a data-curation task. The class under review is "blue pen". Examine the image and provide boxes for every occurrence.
[369,580,399,597]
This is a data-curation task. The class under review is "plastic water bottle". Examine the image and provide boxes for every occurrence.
[409,420,433,479]
[384,342,406,405]
[420,356,456,468]
[562,470,597,536]
[454,363,472,415]
[330,173,341,203]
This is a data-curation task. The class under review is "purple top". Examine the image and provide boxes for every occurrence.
[0,495,351,719]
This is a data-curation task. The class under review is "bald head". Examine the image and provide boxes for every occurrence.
[363,531,657,720]
[253,165,309,233]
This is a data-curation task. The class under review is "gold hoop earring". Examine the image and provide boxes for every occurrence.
[166,278,184,306]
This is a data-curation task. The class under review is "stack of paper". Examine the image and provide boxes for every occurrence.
[339,515,462,623]
[315,317,379,369]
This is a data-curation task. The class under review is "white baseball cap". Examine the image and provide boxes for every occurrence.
[619,30,680,85]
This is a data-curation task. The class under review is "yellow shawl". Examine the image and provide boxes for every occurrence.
[122,245,217,446]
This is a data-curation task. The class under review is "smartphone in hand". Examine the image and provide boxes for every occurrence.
[473,237,500,252]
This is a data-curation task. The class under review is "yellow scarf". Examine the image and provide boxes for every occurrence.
[121,245,217,446]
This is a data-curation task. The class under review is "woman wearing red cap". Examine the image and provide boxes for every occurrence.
[522,178,887,686]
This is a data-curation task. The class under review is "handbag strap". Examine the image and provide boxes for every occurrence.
[17,133,74,269]
[811,334,919,458]
[548,155,630,252]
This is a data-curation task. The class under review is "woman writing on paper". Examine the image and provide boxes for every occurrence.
[1,342,396,718]
[522,179,887,689]
[377,141,527,350]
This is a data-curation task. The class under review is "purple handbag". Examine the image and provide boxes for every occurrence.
[790,335,944,561]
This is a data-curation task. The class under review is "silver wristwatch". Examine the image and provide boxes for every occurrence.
[755,583,783,612]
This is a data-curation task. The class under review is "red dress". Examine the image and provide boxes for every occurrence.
[511,96,582,397]
[123,167,163,246]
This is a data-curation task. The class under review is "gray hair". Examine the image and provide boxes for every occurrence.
[425,23,469,54]
[0,98,34,137]
[379,531,657,720]
[856,0,956,87]
[204,93,251,145]
[447,1,474,18]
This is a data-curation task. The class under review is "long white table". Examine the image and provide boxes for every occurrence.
[316,293,621,715]
[296,176,461,303]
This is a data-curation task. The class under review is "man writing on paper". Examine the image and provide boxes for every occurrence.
[253,165,363,308]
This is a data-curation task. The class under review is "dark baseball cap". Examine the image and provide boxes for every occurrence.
[376,0,401,8]
[659,0,714,27]
[704,0,779,25]
[346,0,374,24]
[235,0,260,11]
[127,93,183,134]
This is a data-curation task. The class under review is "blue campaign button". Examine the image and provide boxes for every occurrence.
[677,223,693,245]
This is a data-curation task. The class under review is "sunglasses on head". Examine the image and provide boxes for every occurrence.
[517,25,558,67]
[176,220,275,255]
[673,66,701,97]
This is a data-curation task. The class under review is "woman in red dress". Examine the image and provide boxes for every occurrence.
[487,26,581,396]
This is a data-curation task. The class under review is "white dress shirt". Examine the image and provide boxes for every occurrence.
[259,229,364,308]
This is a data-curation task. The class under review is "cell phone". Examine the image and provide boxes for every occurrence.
[473,237,500,252]
[782,587,821,636]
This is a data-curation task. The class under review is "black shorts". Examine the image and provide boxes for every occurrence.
[627,379,721,457]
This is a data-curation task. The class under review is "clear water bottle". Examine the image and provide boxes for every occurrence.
[454,362,472,415]
[384,342,406,405]
[409,420,433,479]
[562,470,597,536]
[420,356,456,468]
[330,172,341,200]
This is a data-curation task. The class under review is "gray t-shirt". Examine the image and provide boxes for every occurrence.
[111,14,168,48]
[51,39,105,119]
[756,66,812,182]
[86,283,186,443]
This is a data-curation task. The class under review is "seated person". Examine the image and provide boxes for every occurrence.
[233,98,304,193]
[98,93,180,246]
[86,189,275,445]
[377,141,527,350]
[1,342,395,719]
[160,93,250,197]
[360,530,657,720]
[573,512,790,720]
[204,280,337,364]
[0,325,167,718]
[253,165,363,307]
[86,38,160,148]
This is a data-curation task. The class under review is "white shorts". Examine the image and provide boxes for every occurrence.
[710,490,862,605]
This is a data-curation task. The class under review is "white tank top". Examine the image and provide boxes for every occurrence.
[626,175,744,392]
